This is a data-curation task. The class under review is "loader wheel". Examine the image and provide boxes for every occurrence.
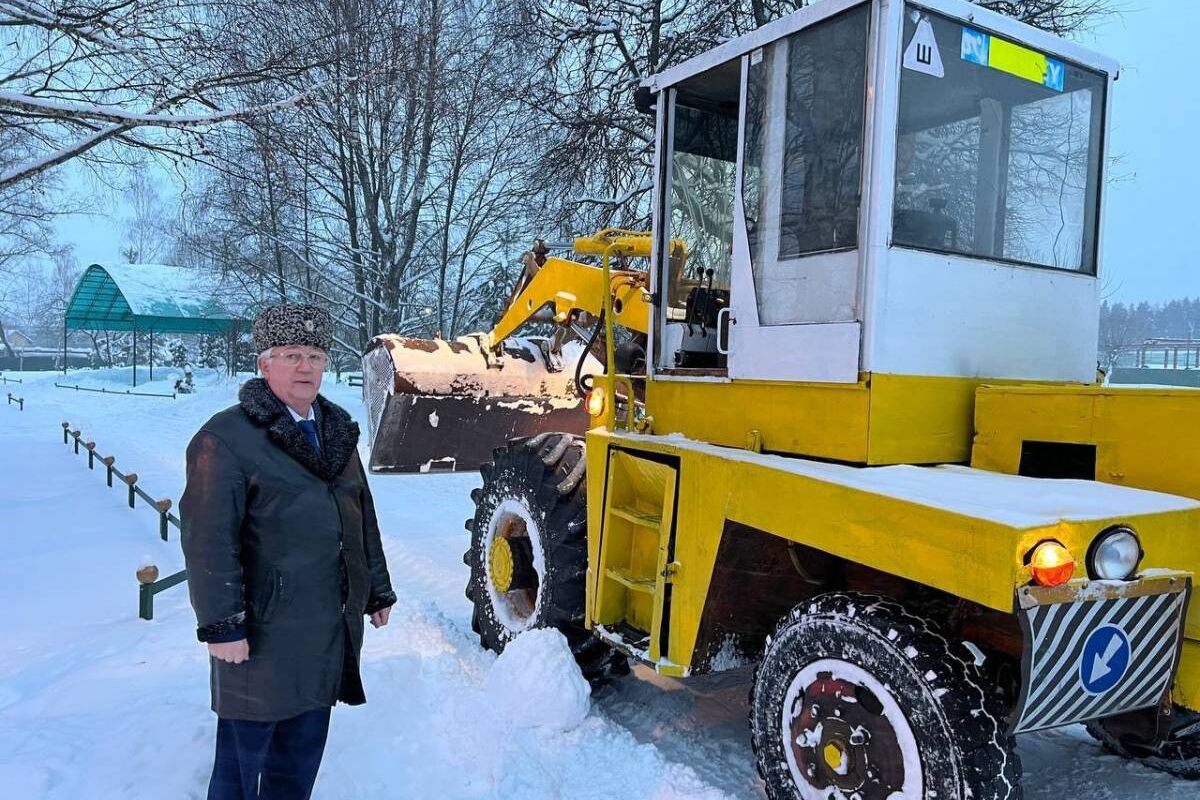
[750,592,1021,800]
[463,433,628,685]
[1086,719,1200,779]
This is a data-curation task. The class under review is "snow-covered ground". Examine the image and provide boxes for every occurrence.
[0,366,1194,798]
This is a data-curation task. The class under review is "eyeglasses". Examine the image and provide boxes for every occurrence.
[275,351,327,368]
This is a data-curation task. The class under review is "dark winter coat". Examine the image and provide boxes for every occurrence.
[180,378,396,722]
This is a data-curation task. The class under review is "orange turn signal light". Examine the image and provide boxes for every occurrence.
[585,389,605,417]
[1029,541,1075,587]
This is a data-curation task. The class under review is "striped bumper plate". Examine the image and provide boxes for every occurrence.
[1011,574,1192,734]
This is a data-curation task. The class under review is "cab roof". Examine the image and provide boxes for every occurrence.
[643,0,1118,92]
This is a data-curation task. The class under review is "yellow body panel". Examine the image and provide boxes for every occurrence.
[866,374,1041,463]
[646,373,1043,465]
[586,427,1200,697]
[973,384,1200,500]
[646,377,870,462]
[969,383,1200,711]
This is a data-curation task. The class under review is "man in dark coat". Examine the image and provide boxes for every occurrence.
[181,304,396,800]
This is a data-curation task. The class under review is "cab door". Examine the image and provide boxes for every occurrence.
[652,61,741,378]
[727,2,873,384]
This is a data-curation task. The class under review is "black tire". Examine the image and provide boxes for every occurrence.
[750,592,1021,800]
[463,433,628,685]
[1086,719,1200,779]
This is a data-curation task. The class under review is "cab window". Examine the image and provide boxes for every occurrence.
[658,60,740,370]
[894,5,1106,273]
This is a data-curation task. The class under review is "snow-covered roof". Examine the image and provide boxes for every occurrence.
[66,263,248,334]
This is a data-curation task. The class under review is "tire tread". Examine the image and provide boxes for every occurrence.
[464,433,626,686]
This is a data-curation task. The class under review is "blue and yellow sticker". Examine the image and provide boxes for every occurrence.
[961,27,1065,92]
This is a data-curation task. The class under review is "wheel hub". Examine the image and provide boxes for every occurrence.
[821,739,848,773]
[489,536,514,592]
[784,668,910,799]
[482,501,542,633]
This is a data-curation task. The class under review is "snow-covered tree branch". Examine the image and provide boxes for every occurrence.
[0,0,343,190]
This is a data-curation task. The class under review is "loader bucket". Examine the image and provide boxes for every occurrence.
[360,334,597,474]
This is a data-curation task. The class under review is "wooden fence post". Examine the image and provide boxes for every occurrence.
[125,473,138,508]
[155,499,173,541]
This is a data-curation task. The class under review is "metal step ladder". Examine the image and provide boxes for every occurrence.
[593,450,680,669]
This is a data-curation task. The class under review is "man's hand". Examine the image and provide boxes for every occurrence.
[208,639,250,664]
[369,607,391,629]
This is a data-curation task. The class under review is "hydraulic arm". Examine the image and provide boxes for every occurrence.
[486,229,655,351]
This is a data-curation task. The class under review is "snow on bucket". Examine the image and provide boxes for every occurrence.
[484,628,590,732]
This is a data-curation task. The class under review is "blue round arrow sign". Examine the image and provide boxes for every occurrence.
[1080,624,1131,695]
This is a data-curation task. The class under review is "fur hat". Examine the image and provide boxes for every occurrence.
[252,304,333,353]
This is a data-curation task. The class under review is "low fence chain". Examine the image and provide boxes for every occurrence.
[6,393,22,410]
[55,382,176,399]
[0,373,23,384]
[60,420,187,620]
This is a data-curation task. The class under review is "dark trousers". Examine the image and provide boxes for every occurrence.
[207,706,332,800]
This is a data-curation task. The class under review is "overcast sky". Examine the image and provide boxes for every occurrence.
[1082,3,1200,304]
[54,2,1198,306]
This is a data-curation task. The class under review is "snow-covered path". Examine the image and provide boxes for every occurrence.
[0,368,1194,798]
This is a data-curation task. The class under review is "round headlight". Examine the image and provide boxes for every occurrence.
[1088,526,1142,581]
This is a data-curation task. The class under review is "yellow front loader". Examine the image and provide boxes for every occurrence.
[374,1,1200,796]
[360,230,656,473]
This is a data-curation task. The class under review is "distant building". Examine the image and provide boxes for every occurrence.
[6,329,34,350]
[0,322,91,371]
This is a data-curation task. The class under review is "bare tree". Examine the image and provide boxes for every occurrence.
[1099,300,1150,374]
[0,1,344,191]
[0,0,359,314]
[0,241,77,356]
[120,170,172,262]
[6,0,1118,356]
[0,125,65,277]
[174,0,544,349]
[976,0,1118,34]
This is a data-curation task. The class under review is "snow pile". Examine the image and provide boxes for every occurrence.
[485,628,591,732]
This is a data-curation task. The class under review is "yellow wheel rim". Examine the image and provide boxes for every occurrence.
[490,536,514,593]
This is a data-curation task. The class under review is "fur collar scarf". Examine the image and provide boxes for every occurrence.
[238,378,359,481]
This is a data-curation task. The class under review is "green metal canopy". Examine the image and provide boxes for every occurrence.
[66,263,246,334]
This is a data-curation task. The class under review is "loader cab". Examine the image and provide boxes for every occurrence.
[647,0,1114,387]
